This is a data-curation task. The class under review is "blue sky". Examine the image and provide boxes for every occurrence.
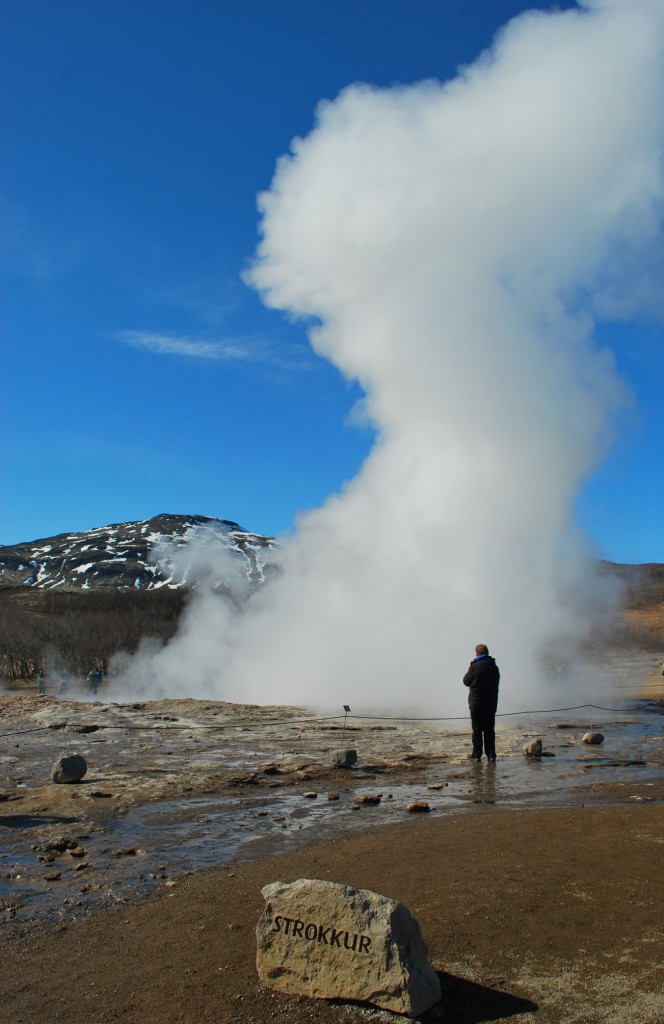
[2,0,662,562]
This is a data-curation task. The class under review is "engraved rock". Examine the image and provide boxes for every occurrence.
[582,731,605,745]
[256,877,441,1017]
[331,749,358,768]
[50,754,88,784]
[523,738,543,758]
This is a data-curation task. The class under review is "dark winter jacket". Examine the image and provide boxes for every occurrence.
[463,655,500,715]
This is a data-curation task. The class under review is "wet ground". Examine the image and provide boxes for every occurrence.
[1,650,663,932]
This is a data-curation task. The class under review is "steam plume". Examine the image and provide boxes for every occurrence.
[120,0,664,712]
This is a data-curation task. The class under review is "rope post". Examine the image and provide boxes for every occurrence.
[341,705,351,745]
[588,704,594,731]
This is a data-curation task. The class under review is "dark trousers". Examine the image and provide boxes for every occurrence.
[471,712,496,758]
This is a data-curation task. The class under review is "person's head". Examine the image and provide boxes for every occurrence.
[475,643,489,656]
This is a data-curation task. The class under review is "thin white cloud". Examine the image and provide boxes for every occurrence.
[114,329,310,369]
[116,330,255,360]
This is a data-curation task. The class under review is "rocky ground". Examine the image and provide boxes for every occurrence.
[1,804,663,1024]
[1,655,663,1023]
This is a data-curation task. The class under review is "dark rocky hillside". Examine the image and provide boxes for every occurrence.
[599,560,664,650]
[0,513,277,591]
[598,559,664,609]
[0,513,279,680]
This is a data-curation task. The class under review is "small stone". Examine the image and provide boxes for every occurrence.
[330,749,358,769]
[582,732,605,745]
[43,836,78,852]
[523,738,543,757]
[327,792,340,801]
[67,848,87,857]
[406,801,431,813]
[303,792,318,799]
[257,810,269,816]
[75,863,89,871]
[44,872,62,881]
[353,794,381,805]
[50,755,87,784]
[427,783,446,790]
[256,878,441,1016]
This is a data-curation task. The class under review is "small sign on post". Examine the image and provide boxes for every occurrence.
[341,704,351,743]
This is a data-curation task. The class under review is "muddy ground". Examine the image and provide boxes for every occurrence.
[1,652,663,1023]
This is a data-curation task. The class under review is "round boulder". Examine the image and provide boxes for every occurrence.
[582,732,605,745]
[330,749,358,768]
[51,754,88,784]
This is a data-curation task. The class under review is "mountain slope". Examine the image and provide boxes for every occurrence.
[0,513,278,592]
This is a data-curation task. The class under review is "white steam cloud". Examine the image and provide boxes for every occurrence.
[117,0,664,713]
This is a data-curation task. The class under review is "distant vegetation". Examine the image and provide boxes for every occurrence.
[0,588,186,681]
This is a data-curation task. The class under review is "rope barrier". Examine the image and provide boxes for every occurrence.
[0,701,657,740]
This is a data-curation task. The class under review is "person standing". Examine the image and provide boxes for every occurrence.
[463,643,500,762]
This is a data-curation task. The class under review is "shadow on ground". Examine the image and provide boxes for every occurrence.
[422,971,538,1022]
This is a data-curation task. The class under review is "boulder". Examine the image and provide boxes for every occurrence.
[582,732,605,745]
[406,801,431,813]
[331,749,358,768]
[256,878,441,1017]
[50,754,88,784]
[523,738,543,758]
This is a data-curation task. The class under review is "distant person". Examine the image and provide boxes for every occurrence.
[463,643,500,762]
[37,672,46,696]
[86,672,97,696]
[95,668,102,690]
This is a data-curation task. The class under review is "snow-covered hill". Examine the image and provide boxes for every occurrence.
[0,514,278,591]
